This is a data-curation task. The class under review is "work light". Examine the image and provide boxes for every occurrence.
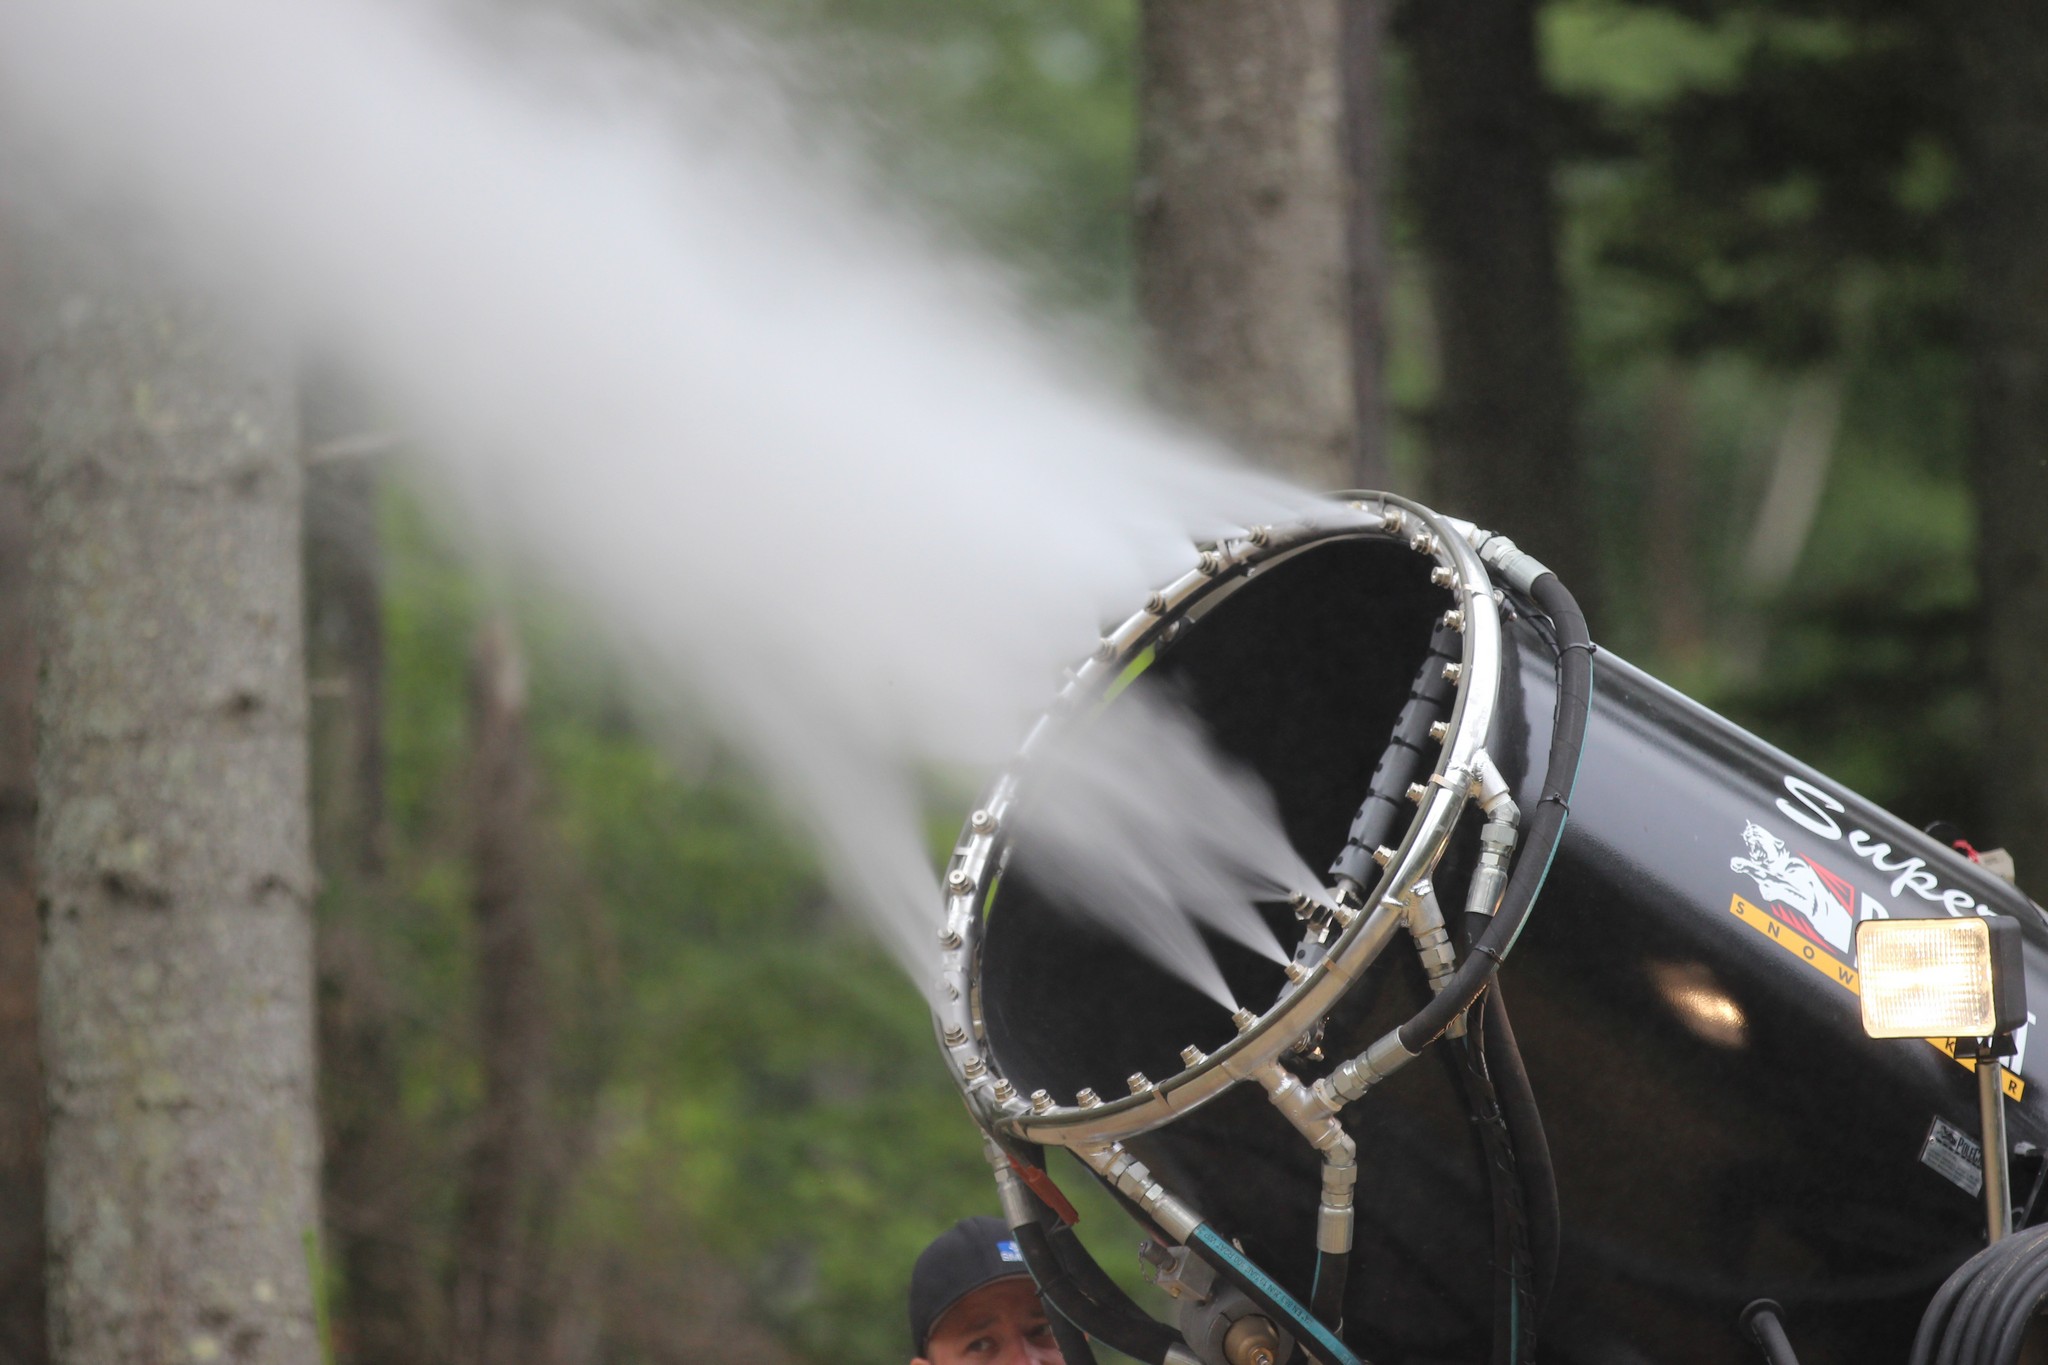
[1856,915,2025,1041]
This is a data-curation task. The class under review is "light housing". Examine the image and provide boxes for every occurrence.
[1856,915,2026,1041]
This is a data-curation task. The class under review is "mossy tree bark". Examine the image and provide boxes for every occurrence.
[1955,0,2048,889]
[1136,0,1371,489]
[18,213,322,1364]
[0,249,47,1365]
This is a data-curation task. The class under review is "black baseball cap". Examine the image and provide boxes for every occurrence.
[908,1215,1035,1354]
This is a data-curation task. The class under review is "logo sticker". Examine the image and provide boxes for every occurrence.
[997,1240,1023,1263]
[1727,807,2027,1101]
[1732,820,1856,956]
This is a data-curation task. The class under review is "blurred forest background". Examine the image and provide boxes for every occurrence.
[1,0,2044,1363]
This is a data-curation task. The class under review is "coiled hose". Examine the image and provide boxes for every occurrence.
[1910,1223,2048,1365]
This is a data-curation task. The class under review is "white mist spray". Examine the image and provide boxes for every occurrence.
[1010,691,1321,1010]
[0,0,1331,1004]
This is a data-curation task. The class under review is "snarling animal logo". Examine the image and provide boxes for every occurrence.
[1731,821,1852,954]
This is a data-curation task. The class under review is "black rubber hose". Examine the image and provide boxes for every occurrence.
[1986,1256,2048,1364]
[1910,1225,2048,1365]
[1738,1301,1802,1365]
[1964,1234,2048,1365]
[1484,982,1559,1319]
[1047,1223,1155,1325]
[1941,1240,2026,1365]
[1011,1221,1183,1365]
[1309,1248,1348,1331]
[1455,997,1533,1365]
[1045,1303,1100,1365]
[1945,1227,2048,1365]
[1001,1143,1186,1365]
[1399,572,1592,1053]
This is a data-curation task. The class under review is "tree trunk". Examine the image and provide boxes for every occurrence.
[1954,0,2048,889]
[452,616,546,1365]
[17,211,321,1363]
[0,255,47,1365]
[302,373,432,1365]
[1342,0,1395,488]
[1135,0,1361,488]
[1398,0,1602,608]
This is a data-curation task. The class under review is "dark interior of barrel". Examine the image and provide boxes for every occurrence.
[977,536,1447,1107]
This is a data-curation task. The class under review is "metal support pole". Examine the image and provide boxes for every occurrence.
[1980,1039,2012,1243]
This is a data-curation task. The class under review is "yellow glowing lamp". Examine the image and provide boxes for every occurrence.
[1856,915,2027,1041]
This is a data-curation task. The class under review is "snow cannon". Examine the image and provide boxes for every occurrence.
[930,493,2048,1365]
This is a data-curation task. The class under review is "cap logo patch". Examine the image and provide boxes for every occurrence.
[997,1240,1023,1263]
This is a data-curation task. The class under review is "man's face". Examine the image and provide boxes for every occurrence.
[915,1277,1063,1365]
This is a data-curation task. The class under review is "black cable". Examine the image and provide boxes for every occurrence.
[1483,983,1558,1321]
[1737,1301,1801,1365]
[1455,996,1534,1365]
[1910,1225,2048,1365]
[1011,1221,1183,1365]
[1986,1256,2048,1364]
[1398,573,1593,1053]
[997,1144,1187,1365]
[1044,1302,1100,1365]
[1968,1238,2048,1365]
[1309,1248,1349,1331]
[1048,1223,1156,1325]
[1940,1239,2025,1365]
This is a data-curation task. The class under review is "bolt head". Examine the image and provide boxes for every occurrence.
[1372,844,1396,867]
[946,869,975,896]
[1441,608,1465,631]
[1442,661,1463,683]
[963,1055,986,1077]
[1076,1087,1102,1108]
[1181,1045,1206,1067]
[992,1078,1016,1101]
[1127,1071,1152,1094]
[1430,565,1455,588]
[943,1025,967,1046]
[1030,1088,1053,1113]
[1428,720,1449,743]
[1406,782,1427,805]
[970,808,997,834]
[1382,509,1404,534]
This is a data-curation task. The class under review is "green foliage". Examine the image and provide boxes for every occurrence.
[1542,0,1983,829]
[733,0,1142,314]
[376,489,1013,1364]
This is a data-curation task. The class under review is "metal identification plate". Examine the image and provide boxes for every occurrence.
[1921,1115,1984,1197]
